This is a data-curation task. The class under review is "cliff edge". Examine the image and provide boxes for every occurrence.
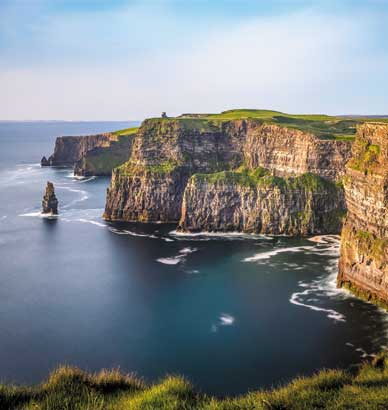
[337,123,388,305]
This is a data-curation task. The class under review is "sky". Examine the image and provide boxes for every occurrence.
[1,0,388,120]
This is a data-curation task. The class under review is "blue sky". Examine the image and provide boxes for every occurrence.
[1,0,388,120]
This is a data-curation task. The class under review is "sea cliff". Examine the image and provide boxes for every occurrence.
[104,115,351,234]
[337,123,388,306]
[179,170,345,235]
[42,128,137,176]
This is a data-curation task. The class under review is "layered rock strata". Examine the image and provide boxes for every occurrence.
[337,123,388,305]
[41,132,135,176]
[74,135,134,176]
[179,171,345,235]
[104,118,351,228]
[42,181,58,214]
[41,134,113,167]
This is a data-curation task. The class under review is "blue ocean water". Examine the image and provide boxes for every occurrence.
[0,121,387,396]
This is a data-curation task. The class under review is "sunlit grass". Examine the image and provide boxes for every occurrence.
[3,355,388,409]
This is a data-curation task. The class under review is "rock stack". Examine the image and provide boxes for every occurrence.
[42,181,58,215]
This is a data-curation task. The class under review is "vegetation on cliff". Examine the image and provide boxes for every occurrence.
[4,355,388,409]
[178,109,382,140]
[112,127,139,136]
[192,166,341,193]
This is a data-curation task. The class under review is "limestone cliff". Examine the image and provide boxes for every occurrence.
[74,135,134,177]
[179,170,345,235]
[338,123,388,305]
[104,118,250,222]
[104,118,351,228]
[245,124,352,180]
[42,131,136,176]
[41,134,113,167]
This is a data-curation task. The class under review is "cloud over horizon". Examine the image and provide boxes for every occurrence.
[1,0,388,120]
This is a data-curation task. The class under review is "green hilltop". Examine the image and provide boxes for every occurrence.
[140,109,388,141]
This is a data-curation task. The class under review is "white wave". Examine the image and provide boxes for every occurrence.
[211,313,236,332]
[109,227,158,239]
[19,211,58,219]
[289,287,345,322]
[77,219,106,228]
[66,173,97,183]
[163,238,174,242]
[179,247,197,254]
[288,239,351,323]
[157,247,198,265]
[220,314,235,326]
[157,256,185,265]
[186,269,200,274]
[170,230,272,241]
[243,246,312,262]
[57,186,89,208]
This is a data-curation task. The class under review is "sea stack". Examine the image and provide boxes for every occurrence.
[42,181,58,215]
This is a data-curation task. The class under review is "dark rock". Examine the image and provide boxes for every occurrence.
[42,181,58,215]
[41,156,50,166]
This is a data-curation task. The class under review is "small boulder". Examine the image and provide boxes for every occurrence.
[42,181,58,215]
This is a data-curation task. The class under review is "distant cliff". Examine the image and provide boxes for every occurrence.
[104,117,351,233]
[41,134,112,166]
[42,129,137,176]
[337,123,388,306]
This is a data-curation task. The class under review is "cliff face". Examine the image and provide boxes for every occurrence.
[179,172,345,235]
[42,134,113,166]
[245,124,352,180]
[104,118,351,230]
[338,123,388,305]
[104,119,251,222]
[104,118,351,227]
[73,135,134,177]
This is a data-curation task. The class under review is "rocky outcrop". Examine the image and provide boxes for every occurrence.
[41,134,113,167]
[42,181,58,214]
[179,171,345,235]
[337,123,388,305]
[104,118,351,225]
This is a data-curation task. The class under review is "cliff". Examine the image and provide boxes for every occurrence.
[42,128,137,176]
[337,123,388,306]
[41,134,113,166]
[245,124,352,180]
[73,134,134,176]
[104,117,351,231]
[179,170,345,235]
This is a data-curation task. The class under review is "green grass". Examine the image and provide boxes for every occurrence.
[112,127,139,136]
[192,166,340,193]
[4,355,388,409]
[117,159,182,176]
[348,139,381,173]
[149,109,369,139]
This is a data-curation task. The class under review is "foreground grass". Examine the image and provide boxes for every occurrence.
[3,354,388,409]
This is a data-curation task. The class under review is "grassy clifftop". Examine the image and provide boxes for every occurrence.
[3,354,388,409]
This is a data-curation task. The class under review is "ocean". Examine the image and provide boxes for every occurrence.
[0,121,387,396]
